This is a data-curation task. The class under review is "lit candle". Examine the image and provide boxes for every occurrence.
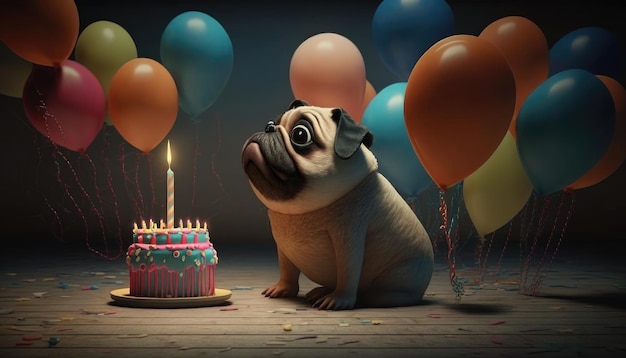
[167,140,174,229]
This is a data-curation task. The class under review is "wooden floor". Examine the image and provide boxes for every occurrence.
[1,241,625,358]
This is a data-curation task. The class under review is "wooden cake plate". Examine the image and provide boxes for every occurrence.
[110,288,232,308]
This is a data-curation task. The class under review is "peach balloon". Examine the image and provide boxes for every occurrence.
[567,75,626,190]
[479,16,549,137]
[404,35,516,191]
[289,33,366,116]
[108,58,178,153]
[354,80,377,122]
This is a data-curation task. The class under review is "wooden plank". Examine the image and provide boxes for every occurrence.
[0,245,625,358]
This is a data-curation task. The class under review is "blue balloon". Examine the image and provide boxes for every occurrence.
[161,11,233,121]
[549,26,620,78]
[516,69,615,195]
[361,82,433,199]
[372,0,454,81]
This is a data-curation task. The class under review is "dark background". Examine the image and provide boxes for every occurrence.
[1,0,624,258]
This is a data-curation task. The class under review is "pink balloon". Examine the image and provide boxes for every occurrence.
[22,60,106,153]
[289,33,366,116]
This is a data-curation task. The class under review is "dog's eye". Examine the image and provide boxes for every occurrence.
[290,120,313,147]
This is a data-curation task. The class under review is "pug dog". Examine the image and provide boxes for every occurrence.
[241,100,434,310]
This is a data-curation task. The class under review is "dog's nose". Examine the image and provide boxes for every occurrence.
[265,121,277,133]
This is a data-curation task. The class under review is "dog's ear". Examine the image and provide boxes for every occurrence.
[331,108,374,160]
[288,99,309,110]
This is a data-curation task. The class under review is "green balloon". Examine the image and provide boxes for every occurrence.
[75,20,138,96]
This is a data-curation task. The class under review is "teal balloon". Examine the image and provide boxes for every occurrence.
[372,0,454,81]
[160,11,233,121]
[361,82,433,198]
[516,69,615,195]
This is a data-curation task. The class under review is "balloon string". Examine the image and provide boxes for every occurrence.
[191,121,200,208]
[42,195,63,240]
[518,193,537,288]
[211,112,226,195]
[34,89,95,258]
[439,189,464,300]
[521,194,551,294]
[100,129,123,259]
[51,150,90,251]
[146,153,156,219]
[30,102,64,240]
[529,192,565,294]
[495,218,515,275]
[474,232,495,285]
[429,188,441,254]
[119,143,142,221]
[82,152,123,260]
[134,151,145,218]
[35,87,67,150]
[530,190,575,294]
[64,150,121,260]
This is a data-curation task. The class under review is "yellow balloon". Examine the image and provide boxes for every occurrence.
[75,20,137,125]
[463,132,532,237]
[0,42,33,98]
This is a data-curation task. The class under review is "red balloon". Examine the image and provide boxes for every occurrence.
[0,0,79,66]
[568,75,626,190]
[404,35,516,190]
[22,60,106,154]
[479,16,549,137]
[108,58,178,153]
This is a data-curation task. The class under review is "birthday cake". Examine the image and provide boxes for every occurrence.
[126,219,218,298]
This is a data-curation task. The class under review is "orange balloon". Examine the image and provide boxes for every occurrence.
[567,75,626,190]
[0,0,78,66]
[354,80,377,122]
[404,34,516,191]
[479,16,549,137]
[108,58,178,153]
[289,33,366,117]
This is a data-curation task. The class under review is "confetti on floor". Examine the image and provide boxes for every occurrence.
[117,333,148,339]
[269,308,297,314]
[219,307,238,311]
[338,339,359,345]
[9,326,41,332]
[21,335,43,341]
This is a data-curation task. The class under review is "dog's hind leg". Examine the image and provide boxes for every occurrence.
[356,259,433,308]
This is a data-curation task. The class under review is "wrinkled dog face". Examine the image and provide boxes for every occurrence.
[241,100,377,215]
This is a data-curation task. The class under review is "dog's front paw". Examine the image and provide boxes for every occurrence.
[262,281,299,298]
[307,287,356,310]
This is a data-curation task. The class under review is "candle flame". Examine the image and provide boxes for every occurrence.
[167,140,172,169]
